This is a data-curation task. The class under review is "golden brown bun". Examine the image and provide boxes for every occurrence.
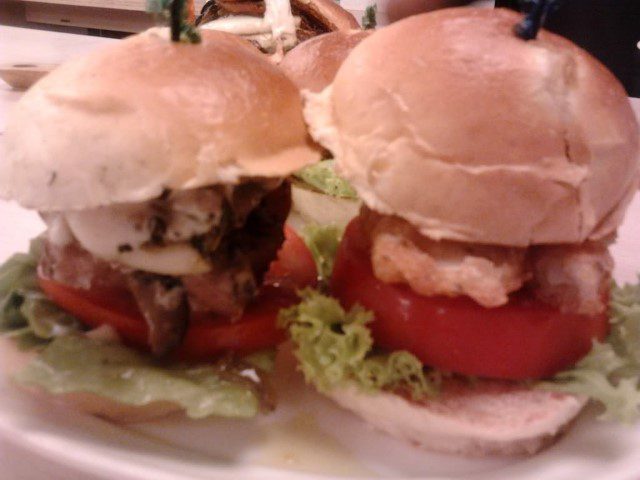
[280,30,371,93]
[0,28,320,212]
[329,380,587,456]
[0,337,179,423]
[292,0,360,34]
[305,8,640,246]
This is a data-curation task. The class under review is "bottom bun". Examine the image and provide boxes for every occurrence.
[42,393,181,423]
[328,379,587,456]
[0,336,180,423]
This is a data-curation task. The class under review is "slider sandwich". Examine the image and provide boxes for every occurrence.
[0,28,320,421]
[281,8,640,455]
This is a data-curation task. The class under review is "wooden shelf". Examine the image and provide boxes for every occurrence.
[21,0,207,12]
[20,0,208,33]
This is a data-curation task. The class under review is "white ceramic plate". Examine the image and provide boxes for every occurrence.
[0,196,639,480]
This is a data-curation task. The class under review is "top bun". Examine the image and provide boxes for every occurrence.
[1,28,320,211]
[280,30,371,93]
[305,8,640,246]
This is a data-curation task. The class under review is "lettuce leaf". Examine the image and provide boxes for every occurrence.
[0,238,80,342]
[293,160,358,199]
[16,335,269,419]
[0,238,274,419]
[301,224,343,287]
[279,289,439,399]
[539,280,640,422]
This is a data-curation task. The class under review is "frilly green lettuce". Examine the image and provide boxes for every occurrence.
[301,224,343,287]
[0,237,274,419]
[16,335,267,418]
[539,280,640,422]
[293,160,358,199]
[0,238,79,347]
[279,289,439,399]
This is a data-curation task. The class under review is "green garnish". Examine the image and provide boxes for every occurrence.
[301,224,344,289]
[540,279,640,422]
[17,334,270,418]
[279,289,439,399]
[294,160,358,199]
[147,0,201,43]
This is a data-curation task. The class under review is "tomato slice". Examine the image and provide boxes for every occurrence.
[266,225,318,290]
[331,217,609,380]
[39,278,296,361]
[37,226,316,361]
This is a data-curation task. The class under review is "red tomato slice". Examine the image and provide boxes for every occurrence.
[39,278,294,361]
[266,225,318,290]
[331,218,609,380]
[38,226,316,361]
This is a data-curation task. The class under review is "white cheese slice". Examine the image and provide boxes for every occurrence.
[65,205,211,276]
[65,204,151,259]
[115,243,211,276]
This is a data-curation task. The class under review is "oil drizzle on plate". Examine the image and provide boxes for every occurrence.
[254,412,376,477]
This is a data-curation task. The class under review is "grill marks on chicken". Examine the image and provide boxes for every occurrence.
[362,208,612,315]
[39,181,291,356]
[186,181,290,317]
[147,187,226,247]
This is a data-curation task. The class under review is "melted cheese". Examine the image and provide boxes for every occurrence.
[65,204,151,258]
[115,243,211,276]
[44,213,74,246]
[65,203,211,275]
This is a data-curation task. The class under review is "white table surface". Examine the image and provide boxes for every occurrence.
[0,33,112,478]
[0,23,639,480]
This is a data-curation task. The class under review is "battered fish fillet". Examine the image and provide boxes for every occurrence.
[363,209,612,314]
[364,211,529,308]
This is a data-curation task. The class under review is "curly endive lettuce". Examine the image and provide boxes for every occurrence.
[279,289,440,399]
[0,238,274,419]
[539,280,640,422]
[293,160,358,199]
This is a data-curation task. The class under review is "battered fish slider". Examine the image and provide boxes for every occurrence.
[288,8,640,455]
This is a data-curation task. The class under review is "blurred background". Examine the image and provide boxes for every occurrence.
[0,0,484,37]
[0,0,637,93]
